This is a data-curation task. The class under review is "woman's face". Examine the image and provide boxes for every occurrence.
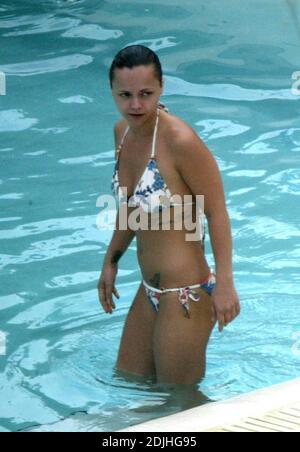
[111,64,163,124]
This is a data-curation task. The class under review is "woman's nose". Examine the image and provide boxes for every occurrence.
[130,97,142,109]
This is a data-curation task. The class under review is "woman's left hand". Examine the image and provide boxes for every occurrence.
[211,281,241,332]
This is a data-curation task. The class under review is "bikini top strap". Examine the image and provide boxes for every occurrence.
[116,107,160,160]
[116,125,130,159]
[150,107,160,159]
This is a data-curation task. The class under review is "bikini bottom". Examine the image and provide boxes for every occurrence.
[142,269,216,319]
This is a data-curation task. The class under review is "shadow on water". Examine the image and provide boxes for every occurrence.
[112,367,215,417]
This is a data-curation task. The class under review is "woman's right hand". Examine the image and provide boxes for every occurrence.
[97,262,120,314]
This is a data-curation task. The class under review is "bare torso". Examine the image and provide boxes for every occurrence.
[115,109,211,289]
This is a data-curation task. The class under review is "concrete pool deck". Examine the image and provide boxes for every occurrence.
[118,377,300,432]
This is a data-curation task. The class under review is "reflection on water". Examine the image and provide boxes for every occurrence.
[113,367,214,416]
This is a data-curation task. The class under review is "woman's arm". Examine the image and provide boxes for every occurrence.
[99,210,135,314]
[173,128,231,275]
[98,122,136,314]
[104,121,136,267]
[103,208,136,267]
[206,208,233,282]
[173,127,240,331]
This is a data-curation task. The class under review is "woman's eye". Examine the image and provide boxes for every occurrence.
[119,92,152,97]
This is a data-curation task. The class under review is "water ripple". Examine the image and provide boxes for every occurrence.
[164,75,297,101]
[1,0,300,433]
[0,110,38,132]
[0,54,93,76]
[62,23,123,40]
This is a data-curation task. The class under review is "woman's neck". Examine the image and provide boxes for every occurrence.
[128,108,159,138]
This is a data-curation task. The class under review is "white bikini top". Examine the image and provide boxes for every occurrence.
[111,104,195,214]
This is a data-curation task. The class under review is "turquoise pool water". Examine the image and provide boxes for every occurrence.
[0,0,300,432]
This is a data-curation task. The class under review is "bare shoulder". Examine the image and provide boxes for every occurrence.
[166,114,198,142]
[113,119,128,158]
[165,113,225,216]
[114,118,127,143]
[166,113,211,163]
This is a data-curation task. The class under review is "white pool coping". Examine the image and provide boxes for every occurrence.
[117,377,300,432]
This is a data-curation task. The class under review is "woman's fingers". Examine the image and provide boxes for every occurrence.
[217,313,226,332]
[211,306,217,324]
[111,287,120,310]
[110,290,116,310]
[105,283,114,314]
[219,304,240,330]
[112,287,120,300]
[98,281,110,313]
[212,299,241,332]
[98,282,120,314]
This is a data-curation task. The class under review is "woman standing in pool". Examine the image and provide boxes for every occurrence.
[98,45,240,385]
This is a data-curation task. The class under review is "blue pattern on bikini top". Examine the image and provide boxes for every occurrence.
[111,104,175,214]
[111,155,173,213]
[110,113,206,241]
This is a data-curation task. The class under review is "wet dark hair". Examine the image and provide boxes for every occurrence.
[109,45,163,89]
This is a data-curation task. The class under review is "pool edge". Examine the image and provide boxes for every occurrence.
[117,376,300,432]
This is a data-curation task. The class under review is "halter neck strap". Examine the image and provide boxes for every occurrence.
[150,107,160,159]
